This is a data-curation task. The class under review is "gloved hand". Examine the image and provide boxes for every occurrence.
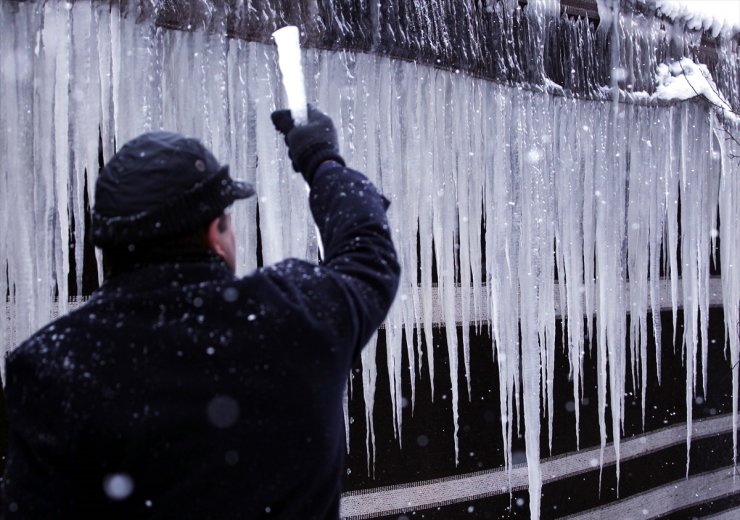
[271,105,346,184]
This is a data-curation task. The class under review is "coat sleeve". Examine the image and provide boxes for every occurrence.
[262,162,400,363]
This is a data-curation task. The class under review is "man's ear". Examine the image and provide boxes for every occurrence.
[205,213,236,272]
[206,217,226,257]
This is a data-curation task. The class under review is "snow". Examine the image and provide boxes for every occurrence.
[103,473,134,500]
[654,58,735,117]
[600,1,740,38]
[645,0,740,37]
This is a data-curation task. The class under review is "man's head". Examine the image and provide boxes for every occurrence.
[92,131,253,274]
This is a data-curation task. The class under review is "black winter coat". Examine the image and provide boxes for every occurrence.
[2,163,400,519]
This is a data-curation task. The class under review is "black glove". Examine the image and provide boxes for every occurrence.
[271,105,346,184]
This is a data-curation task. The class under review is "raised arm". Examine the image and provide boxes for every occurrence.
[269,106,400,357]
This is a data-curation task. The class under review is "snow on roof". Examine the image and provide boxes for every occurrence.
[653,57,738,122]
[638,0,740,37]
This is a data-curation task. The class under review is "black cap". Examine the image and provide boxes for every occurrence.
[92,131,254,248]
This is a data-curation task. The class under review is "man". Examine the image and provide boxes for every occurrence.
[2,106,400,519]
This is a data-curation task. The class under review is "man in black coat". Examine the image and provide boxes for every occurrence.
[2,107,400,519]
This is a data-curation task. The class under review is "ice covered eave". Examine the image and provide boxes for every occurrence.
[20,0,737,109]
[542,1,740,41]
[630,0,740,41]
[18,0,737,41]
[531,81,738,116]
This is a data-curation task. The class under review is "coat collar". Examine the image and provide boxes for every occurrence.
[94,250,235,299]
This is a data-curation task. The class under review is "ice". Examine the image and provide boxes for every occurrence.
[595,0,622,34]
[1,5,738,520]
[716,114,740,468]
[638,0,740,37]
[343,382,350,454]
[430,68,461,465]
[361,334,378,476]
[454,76,474,400]
[417,72,436,401]
[395,63,421,413]
[385,306,404,443]
[467,84,486,338]
[272,27,307,126]
[48,3,72,316]
[665,108,681,351]
[374,59,405,443]
[554,99,587,447]
[0,3,37,366]
[626,108,653,429]
[677,102,721,475]
[226,38,259,274]
[253,44,287,264]
[517,91,546,518]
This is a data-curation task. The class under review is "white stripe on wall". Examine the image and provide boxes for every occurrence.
[340,413,738,519]
[701,505,740,519]
[560,466,740,519]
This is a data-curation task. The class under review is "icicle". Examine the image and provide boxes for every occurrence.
[454,74,473,400]
[343,381,350,455]
[252,44,285,264]
[715,114,740,470]
[46,3,72,314]
[384,306,404,443]
[536,95,557,456]
[226,38,259,273]
[431,69,461,465]
[554,98,586,448]
[593,97,629,494]
[485,87,516,482]
[417,70,436,400]
[649,109,667,387]
[679,103,723,475]
[607,102,628,494]
[467,80,486,336]
[626,107,653,430]
[678,103,698,477]
[371,57,405,444]
[517,89,543,520]
[666,107,681,349]
[582,103,597,349]
[0,1,43,360]
[69,3,91,296]
[361,334,379,477]
[698,110,721,402]
[389,59,419,413]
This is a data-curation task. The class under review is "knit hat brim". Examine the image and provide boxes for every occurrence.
[92,166,254,248]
